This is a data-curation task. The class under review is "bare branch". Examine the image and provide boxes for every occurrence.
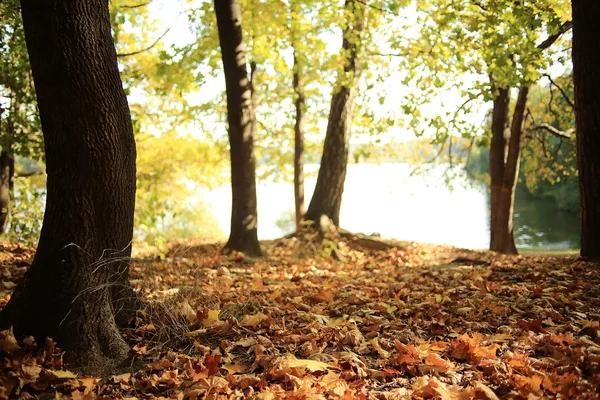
[119,1,153,9]
[528,123,573,139]
[116,12,180,58]
[368,52,404,57]
[354,0,398,16]
[544,73,575,110]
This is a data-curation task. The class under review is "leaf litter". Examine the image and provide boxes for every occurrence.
[0,236,598,399]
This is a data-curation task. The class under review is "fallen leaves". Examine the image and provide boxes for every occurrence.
[0,237,599,398]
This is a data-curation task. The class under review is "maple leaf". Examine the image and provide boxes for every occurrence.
[517,319,548,333]
[513,374,543,396]
[542,371,580,396]
[473,381,500,400]
[424,353,457,373]
[285,354,330,372]
[204,354,222,377]
[199,308,221,327]
[320,370,349,397]
[241,312,269,327]
[308,288,336,303]
[392,340,420,366]
[222,362,247,375]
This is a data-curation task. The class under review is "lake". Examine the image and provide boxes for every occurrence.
[202,163,580,250]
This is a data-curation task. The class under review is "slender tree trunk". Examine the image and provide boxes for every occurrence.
[215,0,262,257]
[572,0,600,260]
[0,0,137,375]
[489,85,528,254]
[489,87,510,252]
[292,47,306,231]
[304,0,365,226]
[0,150,12,234]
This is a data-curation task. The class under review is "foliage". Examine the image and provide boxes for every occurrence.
[0,0,43,159]
[5,176,45,246]
[134,130,225,252]
[467,73,579,213]
[399,0,571,174]
[521,73,578,212]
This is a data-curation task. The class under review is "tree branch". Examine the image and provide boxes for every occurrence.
[120,1,153,9]
[354,0,402,16]
[536,21,572,50]
[528,123,573,139]
[116,14,179,58]
[544,73,575,110]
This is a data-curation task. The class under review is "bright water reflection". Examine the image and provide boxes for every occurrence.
[202,163,580,250]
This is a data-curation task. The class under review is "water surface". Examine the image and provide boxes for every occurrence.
[203,163,580,250]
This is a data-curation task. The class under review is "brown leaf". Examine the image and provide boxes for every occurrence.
[0,328,20,354]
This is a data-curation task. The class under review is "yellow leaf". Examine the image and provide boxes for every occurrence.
[326,318,347,328]
[185,328,208,337]
[285,354,330,372]
[268,289,282,301]
[241,312,269,327]
[201,309,220,327]
[48,369,78,379]
[222,362,247,374]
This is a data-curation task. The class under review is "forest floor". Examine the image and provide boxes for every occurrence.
[0,231,599,399]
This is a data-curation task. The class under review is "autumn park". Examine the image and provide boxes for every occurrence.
[0,0,599,398]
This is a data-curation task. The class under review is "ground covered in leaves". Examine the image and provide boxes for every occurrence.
[0,233,599,399]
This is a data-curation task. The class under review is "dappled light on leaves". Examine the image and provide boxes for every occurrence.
[0,235,598,398]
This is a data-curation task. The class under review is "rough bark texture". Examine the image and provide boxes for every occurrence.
[489,86,529,255]
[304,0,365,226]
[0,151,12,233]
[572,0,600,260]
[293,48,306,232]
[0,0,137,375]
[215,0,262,257]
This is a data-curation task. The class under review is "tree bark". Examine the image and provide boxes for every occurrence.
[0,0,137,375]
[572,0,600,260]
[489,85,529,254]
[292,46,306,232]
[0,150,13,234]
[304,0,365,226]
[215,0,262,256]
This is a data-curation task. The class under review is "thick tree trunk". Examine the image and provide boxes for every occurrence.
[0,0,137,375]
[572,0,600,260]
[292,48,306,232]
[0,150,12,234]
[489,86,528,255]
[304,0,365,226]
[215,0,262,257]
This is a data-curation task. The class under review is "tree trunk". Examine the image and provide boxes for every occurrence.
[215,0,262,257]
[572,0,600,260]
[304,0,365,226]
[0,0,137,375]
[292,47,306,232]
[489,85,529,254]
[0,150,12,234]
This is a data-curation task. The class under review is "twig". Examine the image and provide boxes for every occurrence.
[116,11,182,58]
[544,73,575,110]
